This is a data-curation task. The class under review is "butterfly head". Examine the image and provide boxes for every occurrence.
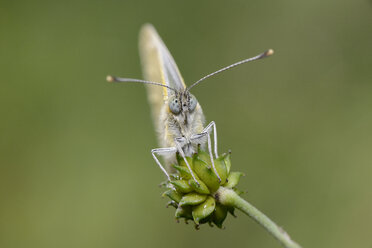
[168,91,197,115]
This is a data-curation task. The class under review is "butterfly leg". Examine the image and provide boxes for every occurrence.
[174,137,200,185]
[151,147,178,181]
[203,121,218,158]
[191,121,221,182]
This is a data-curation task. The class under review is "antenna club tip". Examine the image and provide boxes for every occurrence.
[265,49,274,56]
[106,75,115,82]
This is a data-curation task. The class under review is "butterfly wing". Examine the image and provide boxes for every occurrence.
[139,24,186,132]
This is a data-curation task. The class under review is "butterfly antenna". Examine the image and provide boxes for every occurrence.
[187,49,274,91]
[107,75,177,92]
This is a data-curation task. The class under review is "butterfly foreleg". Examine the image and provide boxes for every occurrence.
[191,121,221,182]
[174,137,199,185]
[151,147,178,181]
[202,121,218,158]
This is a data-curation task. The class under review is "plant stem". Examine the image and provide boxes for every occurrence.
[215,187,302,248]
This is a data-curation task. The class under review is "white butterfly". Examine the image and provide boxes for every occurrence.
[107,24,273,184]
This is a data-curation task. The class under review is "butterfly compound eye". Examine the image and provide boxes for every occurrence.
[169,96,181,114]
[189,94,197,112]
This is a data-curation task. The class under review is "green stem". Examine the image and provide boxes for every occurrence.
[215,187,302,248]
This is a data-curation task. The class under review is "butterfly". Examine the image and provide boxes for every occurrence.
[107,24,273,184]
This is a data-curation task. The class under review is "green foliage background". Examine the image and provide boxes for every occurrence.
[1,0,371,247]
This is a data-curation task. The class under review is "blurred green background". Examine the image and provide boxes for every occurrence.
[1,0,371,247]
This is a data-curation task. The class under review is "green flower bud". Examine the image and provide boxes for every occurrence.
[214,156,228,184]
[175,205,193,219]
[212,203,228,228]
[223,152,232,174]
[179,193,207,206]
[163,189,183,203]
[197,148,228,184]
[188,178,210,194]
[192,196,216,224]
[171,180,193,193]
[162,148,244,228]
[193,157,220,193]
[196,148,210,163]
[224,171,244,188]
[172,164,192,180]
